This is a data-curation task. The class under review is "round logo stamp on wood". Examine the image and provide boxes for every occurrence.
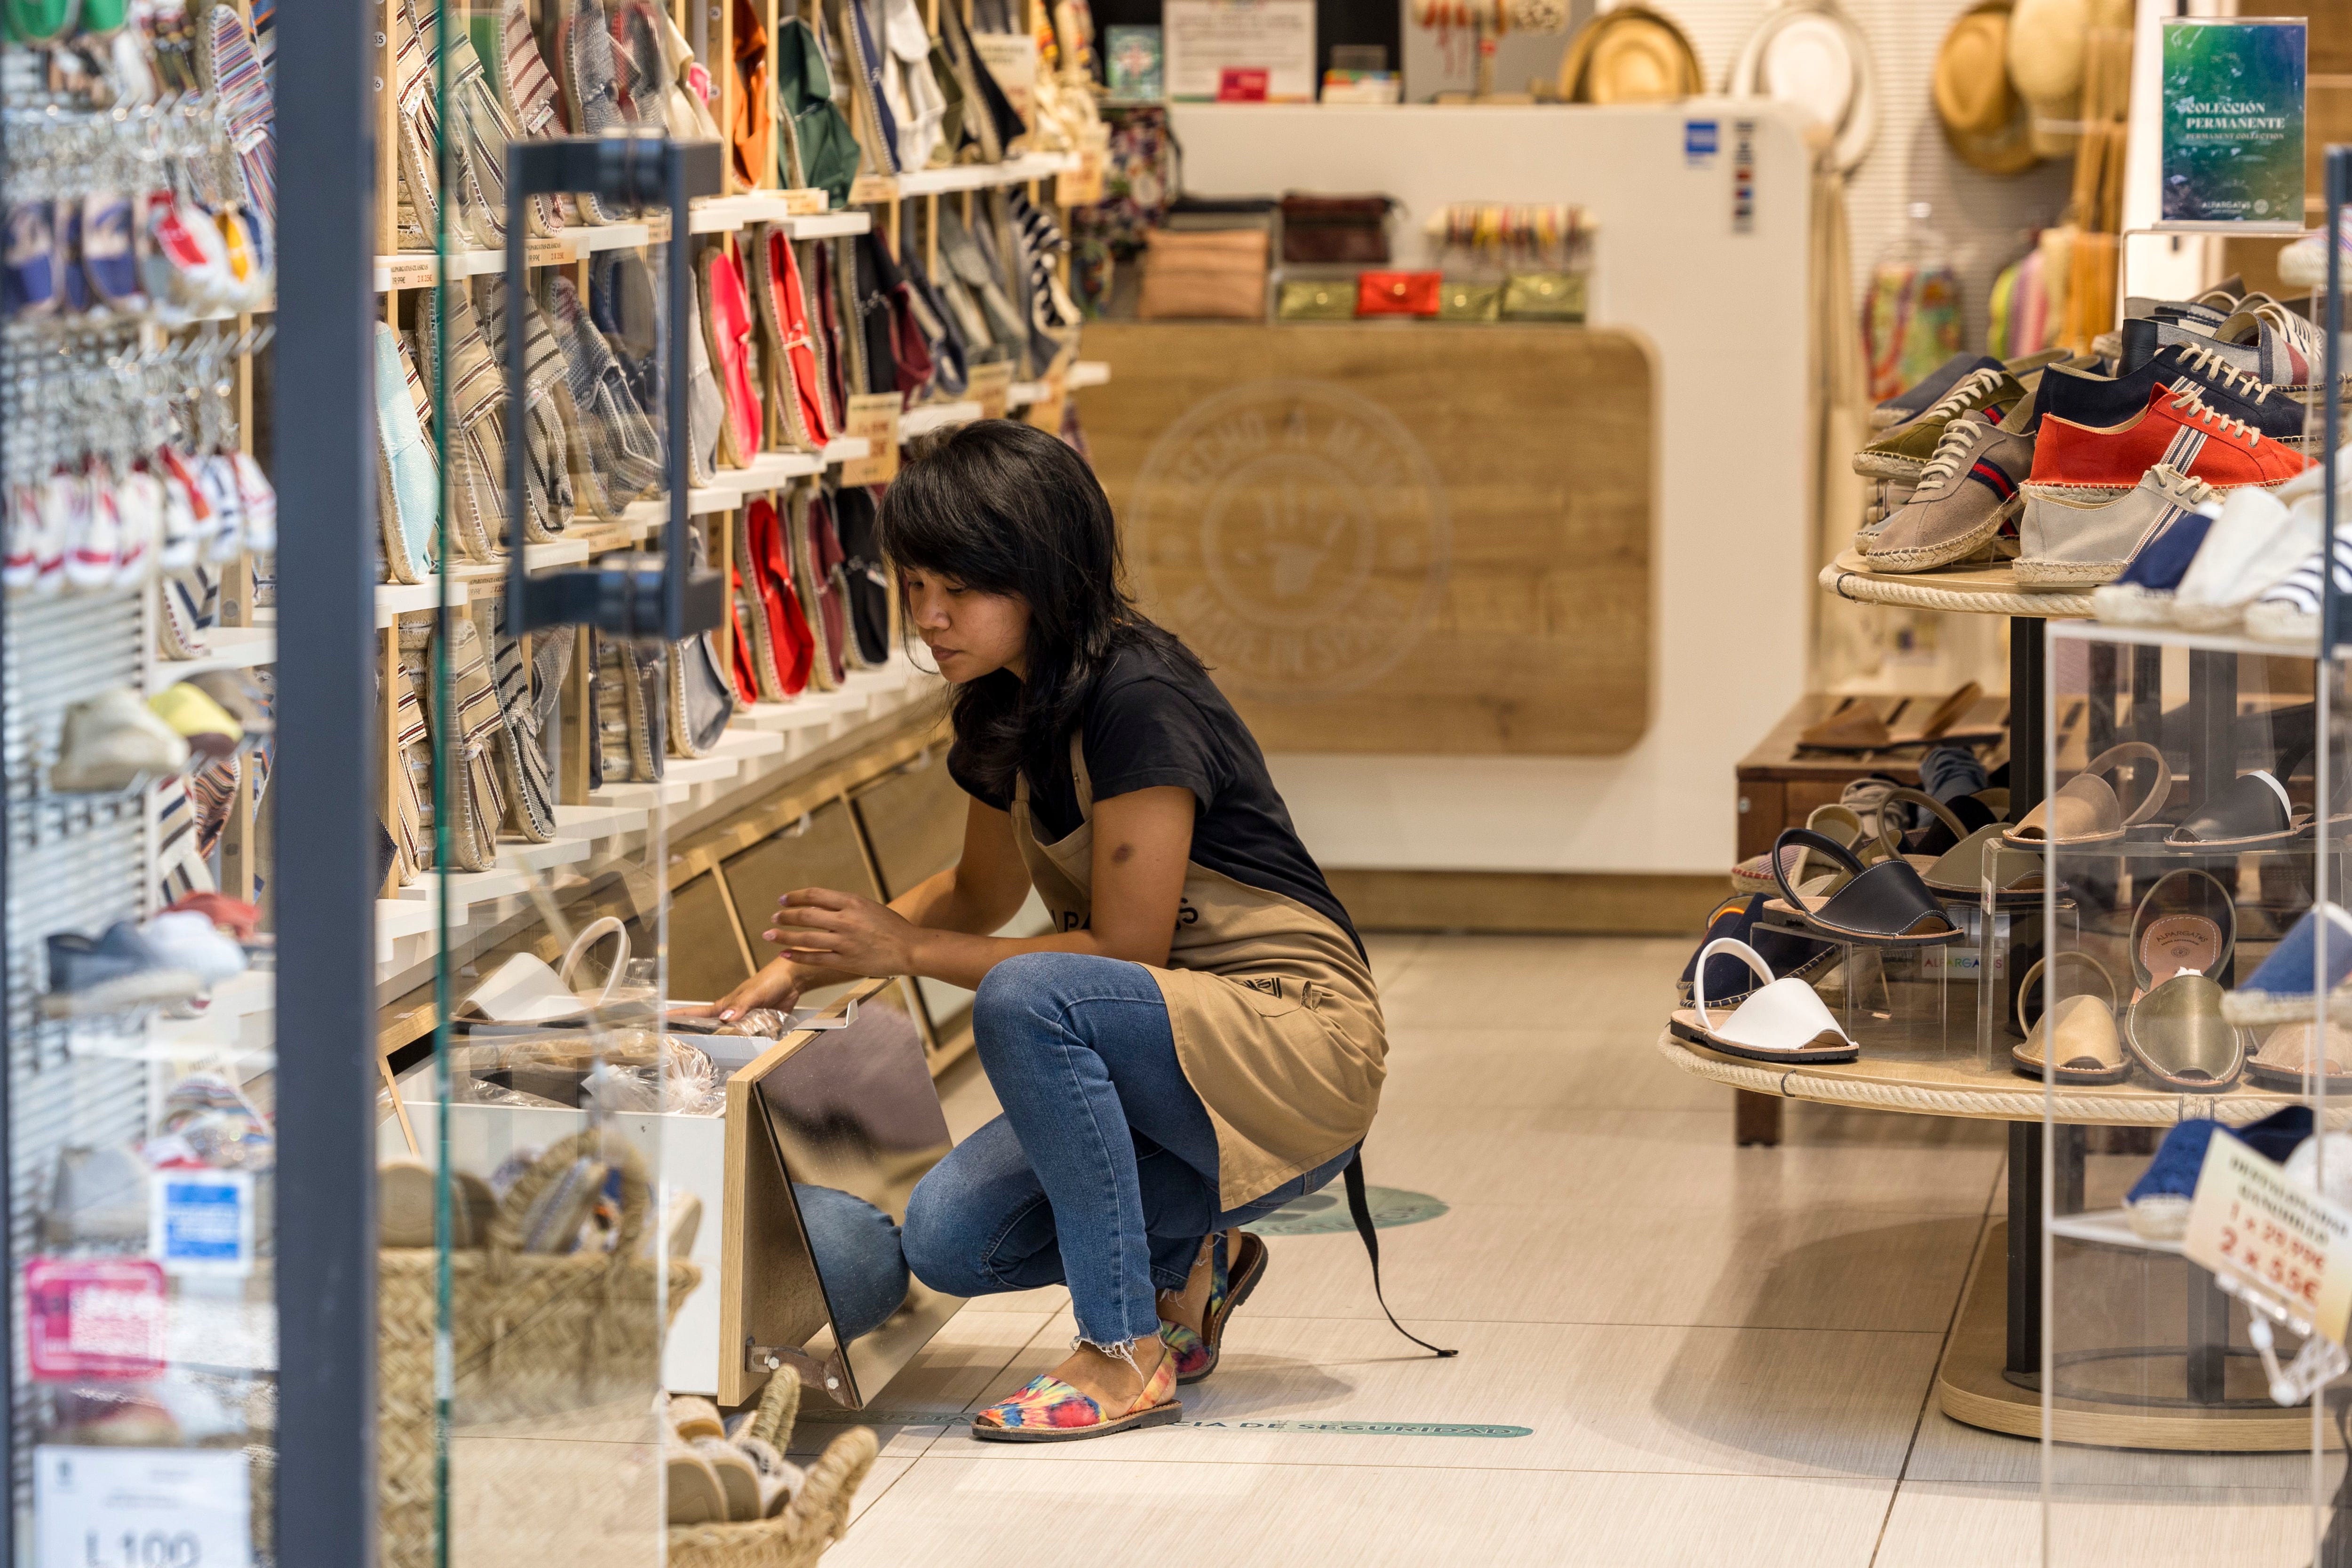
[1128,381,1450,701]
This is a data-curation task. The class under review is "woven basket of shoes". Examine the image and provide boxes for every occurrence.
[668,1370,881,1568]
[376,1130,702,1568]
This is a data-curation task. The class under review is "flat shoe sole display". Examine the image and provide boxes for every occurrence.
[970,1401,1182,1443]
[1667,1014,1860,1065]
[2013,556,2130,588]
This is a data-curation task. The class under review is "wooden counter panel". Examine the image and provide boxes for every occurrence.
[1081,323,1655,756]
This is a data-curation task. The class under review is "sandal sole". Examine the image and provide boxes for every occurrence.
[1179,1233,1270,1386]
[969,1400,1183,1443]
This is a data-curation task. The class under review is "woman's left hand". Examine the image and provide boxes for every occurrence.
[765,887,922,977]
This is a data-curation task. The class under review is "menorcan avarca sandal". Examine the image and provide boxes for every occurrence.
[1160,1230,1269,1385]
[969,1345,1179,1443]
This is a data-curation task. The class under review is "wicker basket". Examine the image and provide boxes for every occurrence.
[669,1375,880,1568]
[378,1130,703,1568]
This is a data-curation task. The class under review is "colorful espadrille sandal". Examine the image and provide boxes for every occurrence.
[969,1348,1181,1443]
[1160,1229,1269,1386]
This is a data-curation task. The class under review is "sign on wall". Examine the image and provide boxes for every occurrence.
[2160,17,2306,232]
[1164,0,1315,103]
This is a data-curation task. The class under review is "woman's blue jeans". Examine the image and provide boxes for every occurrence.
[902,952,1349,1348]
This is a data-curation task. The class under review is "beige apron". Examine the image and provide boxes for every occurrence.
[1010,737,1387,1211]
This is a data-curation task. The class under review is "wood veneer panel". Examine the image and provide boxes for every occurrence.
[1081,323,1655,756]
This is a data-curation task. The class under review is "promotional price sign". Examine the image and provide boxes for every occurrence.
[2160,18,2307,231]
[25,1259,167,1381]
[36,1447,252,1568]
[2183,1131,2352,1343]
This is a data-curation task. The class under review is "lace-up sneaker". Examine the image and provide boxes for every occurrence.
[1862,414,2031,572]
[2018,464,2218,589]
[1853,366,2028,481]
[2213,298,2348,403]
[2034,342,2311,451]
[2029,382,2313,501]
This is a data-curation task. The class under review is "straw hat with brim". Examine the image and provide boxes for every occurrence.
[1732,1,1878,175]
[1557,6,1704,104]
[2007,0,2087,158]
[1934,2,2039,175]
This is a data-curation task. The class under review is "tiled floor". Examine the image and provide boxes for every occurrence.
[792,935,2343,1566]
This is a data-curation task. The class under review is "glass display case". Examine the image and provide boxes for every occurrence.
[2036,621,2344,1557]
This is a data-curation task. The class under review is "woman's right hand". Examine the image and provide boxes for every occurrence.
[688,957,807,1023]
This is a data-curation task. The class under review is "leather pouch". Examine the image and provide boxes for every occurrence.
[1500,270,1586,322]
[1439,281,1502,322]
[1355,271,1440,318]
[1275,279,1353,321]
[1279,194,1392,265]
[1137,228,1266,320]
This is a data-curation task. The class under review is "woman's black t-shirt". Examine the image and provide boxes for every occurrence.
[946,641,1362,953]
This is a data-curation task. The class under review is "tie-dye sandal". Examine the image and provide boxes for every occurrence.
[1160,1230,1268,1386]
[970,1348,1180,1443]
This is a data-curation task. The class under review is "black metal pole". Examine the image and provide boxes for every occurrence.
[2325,146,2346,656]
[274,0,381,1555]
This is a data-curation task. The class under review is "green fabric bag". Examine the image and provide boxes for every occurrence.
[1500,271,1585,322]
[1438,282,1502,322]
[776,17,862,207]
[1275,279,1354,321]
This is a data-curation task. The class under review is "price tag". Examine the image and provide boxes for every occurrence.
[644,209,673,244]
[968,361,1014,421]
[150,1169,255,1279]
[972,32,1038,123]
[524,236,573,269]
[1056,145,1107,207]
[2184,1131,2352,1342]
[381,255,436,291]
[38,1446,252,1568]
[26,1259,167,1381]
[782,188,829,215]
[840,394,903,485]
[849,175,900,207]
[1021,370,1067,433]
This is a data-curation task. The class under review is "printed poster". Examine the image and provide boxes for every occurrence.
[1164,0,1314,104]
[2161,17,2306,231]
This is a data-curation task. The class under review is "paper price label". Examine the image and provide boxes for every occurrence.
[37,1447,252,1568]
[841,394,903,486]
[1056,146,1107,207]
[524,236,573,269]
[2184,1132,2352,1343]
[849,175,900,207]
[380,256,437,291]
[644,209,673,245]
[782,188,829,215]
[968,361,1014,421]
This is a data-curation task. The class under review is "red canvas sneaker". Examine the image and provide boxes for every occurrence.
[2029,382,2313,501]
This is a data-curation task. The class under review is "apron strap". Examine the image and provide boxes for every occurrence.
[1344,1149,1457,1360]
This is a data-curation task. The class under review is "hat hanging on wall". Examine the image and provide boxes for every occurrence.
[1933,1,2040,175]
[1730,0,1878,175]
[1556,3,1704,104]
[2006,0,2089,158]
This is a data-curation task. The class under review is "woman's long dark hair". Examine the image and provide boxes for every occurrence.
[875,420,1201,798]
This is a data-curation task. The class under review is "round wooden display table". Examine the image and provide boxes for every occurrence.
[1818,550,2098,621]
[1657,1030,2348,1451]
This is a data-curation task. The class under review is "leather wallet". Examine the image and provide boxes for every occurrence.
[1355,270,1441,318]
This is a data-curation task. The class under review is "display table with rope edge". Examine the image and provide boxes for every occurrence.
[1656,1027,2352,1450]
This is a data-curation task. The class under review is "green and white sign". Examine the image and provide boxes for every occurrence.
[2161,17,2306,232]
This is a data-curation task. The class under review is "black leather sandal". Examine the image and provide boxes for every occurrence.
[1766,828,1960,948]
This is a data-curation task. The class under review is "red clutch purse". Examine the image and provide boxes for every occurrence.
[1355,271,1442,317]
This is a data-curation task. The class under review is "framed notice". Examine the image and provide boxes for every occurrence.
[1164,0,1314,104]
[2160,17,2306,232]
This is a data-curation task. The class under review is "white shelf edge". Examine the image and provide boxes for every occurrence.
[156,626,275,677]
[902,403,981,439]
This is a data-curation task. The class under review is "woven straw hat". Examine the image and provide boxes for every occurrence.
[1731,0,1878,174]
[1557,4,1704,104]
[1933,2,2039,175]
[2007,0,2088,157]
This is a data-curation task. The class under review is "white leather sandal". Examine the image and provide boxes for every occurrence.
[1668,939,1858,1066]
